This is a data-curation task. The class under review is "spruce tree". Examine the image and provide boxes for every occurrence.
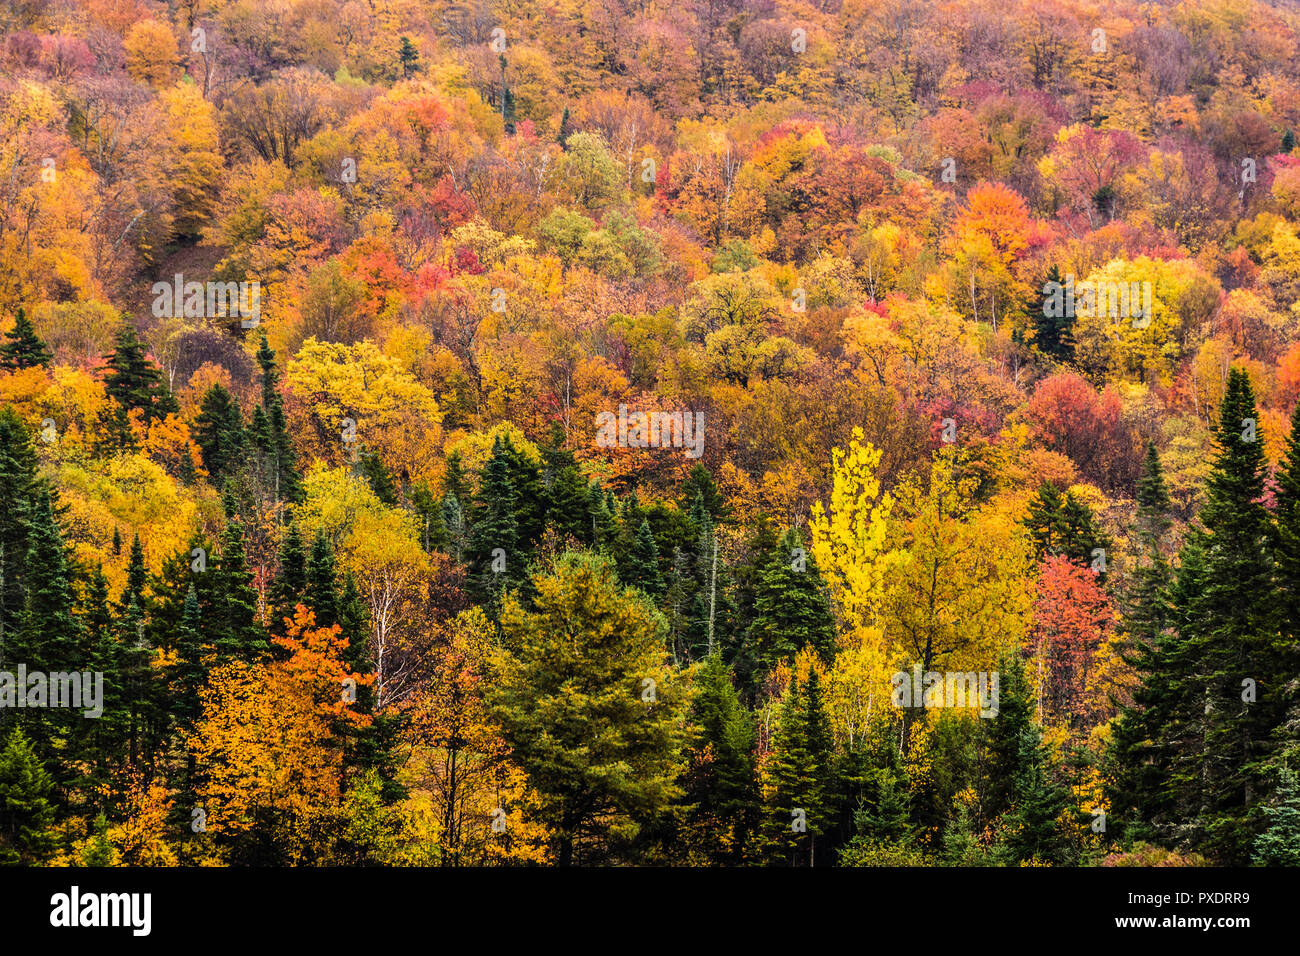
[1252,768,1300,866]
[102,324,169,423]
[1028,264,1075,363]
[1183,369,1282,859]
[269,523,307,634]
[0,728,56,864]
[211,518,266,661]
[0,308,53,370]
[194,384,245,483]
[764,668,834,866]
[680,653,760,864]
[0,408,38,663]
[748,527,837,674]
[1110,442,1177,840]
[305,531,341,628]
[469,438,522,602]
[623,519,664,596]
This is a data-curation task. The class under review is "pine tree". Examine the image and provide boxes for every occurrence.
[398,35,419,76]
[0,308,53,370]
[1252,769,1300,866]
[102,324,169,423]
[748,527,837,674]
[680,653,760,864]
[490,553,687,865]
[0,727,56,864]
[622,519,664,596]
[0,408,39,664]
[194,384,246,484]
[1183,369,1282,859]
[998,725,1070,864]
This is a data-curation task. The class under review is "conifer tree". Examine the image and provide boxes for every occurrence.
[0,308,53,370]
[269,523,307,634]
[469,438,522,602]
[194,384,246,483]
[0,408,38,662]
[748,527,837,674]
[1181,369,1281,859]
[1252,769,1300,866]
[102,324,169,423]
[306,531,341,628]
[0,727,56,864]
[680,653,760,864]
[211,518,266,661]
[764,667,834,866]
[623,519,664,596]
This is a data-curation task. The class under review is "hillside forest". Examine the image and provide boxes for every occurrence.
[1,0,1300,866]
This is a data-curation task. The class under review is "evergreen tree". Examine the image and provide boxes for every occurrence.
[193,384,246,483]
[748,527,837,674]
[1110,443,1177,840]
[679,653,760,864]
[102,324,169,423]
[1024,481,1110,566]
[0,728,56,864]
[0,408,38,662]
[305,531,341,628]
[679,464,728,523]
[1028,264,1075,362]
[1252,769,1300,866]
[622,519,664,596]
[0,308,53,370]
[998,725,1071,865]
[764,667,834,866]
[358,449,398,506]
[211,518,266,661]
[1181,369,1281,859]
[469,438,522,602]
[122,534,147,611]
[269,523,307,633]
[490,553,687,865]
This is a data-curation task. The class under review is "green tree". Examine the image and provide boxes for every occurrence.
[0,728,56,864]
[0,308,53,370]
[491,553,687,865]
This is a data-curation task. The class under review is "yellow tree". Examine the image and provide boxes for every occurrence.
[189,608,372,864]
[808,426,901,723]
[404,607,550,865]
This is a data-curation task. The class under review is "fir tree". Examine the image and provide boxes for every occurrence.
[269,523,307,634]
[469,438,522,602]
[102,324,169,423]
[306,531,341,628]
[211,518,266,661]
[748,527,837,674]
[1182,369,1281,859]
[764,668,834,866]
[0,728,56,864]
[1252,769,1300,866]
[0,408,38,663]
[194,384,246,483]
[0,308,53,370]
[680,653,760,864]
[1028,264,1075,363]
[622,519,664,596]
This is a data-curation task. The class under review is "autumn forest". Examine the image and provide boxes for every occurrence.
[0,0,1299,869]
